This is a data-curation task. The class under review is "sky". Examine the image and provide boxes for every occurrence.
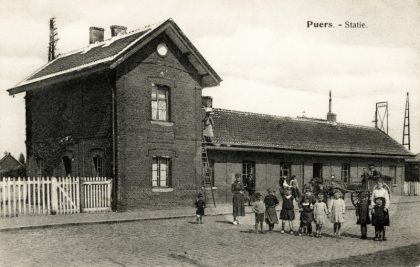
[0,0,419,159]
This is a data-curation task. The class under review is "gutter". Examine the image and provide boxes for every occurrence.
[207,145,412,159]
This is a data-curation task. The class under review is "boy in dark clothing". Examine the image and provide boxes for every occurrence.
[356,191,371,239]
[195,193,206,224]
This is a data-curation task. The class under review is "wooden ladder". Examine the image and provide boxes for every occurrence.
[202,138,216,207]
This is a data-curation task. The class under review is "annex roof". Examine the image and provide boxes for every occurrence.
[209,109,413,158]
[8,18,221,95]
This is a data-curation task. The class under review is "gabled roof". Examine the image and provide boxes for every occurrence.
[210,109,413,158]
[8,18,221,95]
[0,153,23,172]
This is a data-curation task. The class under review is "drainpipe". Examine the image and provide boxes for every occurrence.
[108,72,118,211]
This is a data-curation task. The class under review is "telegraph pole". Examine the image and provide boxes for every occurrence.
[48,17,59,62]
[402,92,410,150]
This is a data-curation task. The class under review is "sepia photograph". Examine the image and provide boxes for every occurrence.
[0,0,419,266]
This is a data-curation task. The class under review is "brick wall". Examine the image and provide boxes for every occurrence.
[26,73,113,178]
[115,34,203,210]
[207,150,405,203]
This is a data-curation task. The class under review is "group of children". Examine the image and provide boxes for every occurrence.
[195,182,389,241]
[250,186,345,237]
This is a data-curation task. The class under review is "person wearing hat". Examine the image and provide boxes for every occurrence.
[252,192,266,233]
[264,188,279,233]
[195,192,206,224]
[371,178,390,241]
[202,111,214,144]
[231,173,245,225]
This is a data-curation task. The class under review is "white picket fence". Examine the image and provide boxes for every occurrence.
[403,181,420,196]
[0,177,112,217]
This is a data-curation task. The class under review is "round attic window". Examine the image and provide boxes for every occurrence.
[157,43,168,57]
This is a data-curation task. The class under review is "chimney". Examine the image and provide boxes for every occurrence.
[326,90,337,123]
[202,96,213,113]
[89,27,104,44]
[110,25,127,37]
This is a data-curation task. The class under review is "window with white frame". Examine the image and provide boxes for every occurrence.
[152,157,171,187]
[242,161,255,185]
[151,85,169,121]
[36,158,44,177]
[341,163,351,183]
[280,163,292,179]
[93,155,104,177]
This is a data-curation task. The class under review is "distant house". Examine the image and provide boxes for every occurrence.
[0,153,23,176]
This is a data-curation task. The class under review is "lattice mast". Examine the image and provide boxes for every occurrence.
[373,102,388,134]
[402,92,410,150]
[48,17,59,62]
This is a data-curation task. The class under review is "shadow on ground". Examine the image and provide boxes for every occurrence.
[297,242,420,267]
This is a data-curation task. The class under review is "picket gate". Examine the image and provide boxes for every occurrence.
[403,181,420,196]
[81,177,112,212]
[0,176,112,218]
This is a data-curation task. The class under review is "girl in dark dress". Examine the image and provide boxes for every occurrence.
[299,195,314,236]
[231,173,245,225]
[280,187,295,234]
[372,197,389,241]
[356,191,371,239]
[264,189,279,233]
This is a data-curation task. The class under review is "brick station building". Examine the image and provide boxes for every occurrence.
[7,18,413,210]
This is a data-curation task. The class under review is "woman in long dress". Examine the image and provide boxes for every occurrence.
[231,173,245,225]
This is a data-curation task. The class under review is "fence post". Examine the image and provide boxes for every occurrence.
[107,179,112,211]
[51,177,58,215]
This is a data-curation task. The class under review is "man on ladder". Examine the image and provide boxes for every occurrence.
[202,109,216,207]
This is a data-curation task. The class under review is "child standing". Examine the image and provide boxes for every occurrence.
[280,187,295,234]
[356,191,371,239]
[264,189,279,233]
[289,175,301,200]
[372,198,388,241]
[313,194,328,237]
[252,192,265,233]
[195,193,206,224]
[329,190,346,237]
[298,195,314,236]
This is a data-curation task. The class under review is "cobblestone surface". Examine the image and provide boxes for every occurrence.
[0,202,419,267]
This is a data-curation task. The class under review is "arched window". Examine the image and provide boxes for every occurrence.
[93,155,104,177]
[90,149,105,177]
[62,156,72,177]
[35,158,44,177]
